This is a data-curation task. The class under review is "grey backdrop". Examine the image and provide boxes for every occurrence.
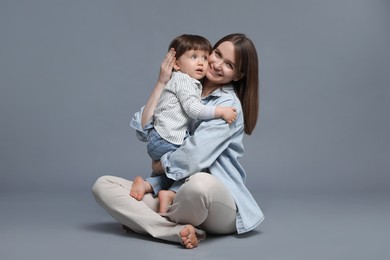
[1,0,389,194]
[1,1,390,259]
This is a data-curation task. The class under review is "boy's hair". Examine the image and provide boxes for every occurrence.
[169,34,212,59]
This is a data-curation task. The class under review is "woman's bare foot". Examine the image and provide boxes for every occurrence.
[158,190,176,214]
[122,224,131,232]
[130,176,151,200]
[179,225,199,249]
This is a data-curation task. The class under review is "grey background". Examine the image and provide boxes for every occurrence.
[1,0,389,259]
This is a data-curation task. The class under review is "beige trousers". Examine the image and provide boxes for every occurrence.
[92,172,237,244]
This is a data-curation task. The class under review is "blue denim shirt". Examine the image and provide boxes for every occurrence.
[130,84,264,234]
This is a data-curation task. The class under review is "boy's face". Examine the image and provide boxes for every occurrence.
[174,49,209,80]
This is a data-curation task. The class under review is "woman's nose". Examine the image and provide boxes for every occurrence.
[213,59,223,69]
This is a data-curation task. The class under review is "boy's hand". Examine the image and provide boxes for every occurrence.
[216,106,237,124]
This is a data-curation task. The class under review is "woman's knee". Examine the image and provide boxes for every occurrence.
[190,172,224,188]
[92,175,113,201]
[184,172,214,191]
[179,173,225,203]
[172,172,236,232]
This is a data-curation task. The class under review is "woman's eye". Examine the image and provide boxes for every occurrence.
[226,63,233,69]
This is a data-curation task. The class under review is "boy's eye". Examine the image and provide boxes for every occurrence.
[191,55,197,59]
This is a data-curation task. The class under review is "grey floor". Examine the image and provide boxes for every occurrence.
[1,190,389,260]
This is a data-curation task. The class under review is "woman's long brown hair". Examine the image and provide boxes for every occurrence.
[213,34,259,135]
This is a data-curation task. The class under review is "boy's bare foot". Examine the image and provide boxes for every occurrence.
[130,176,151,200]
[158,190,176,214]
[179,225,199,249]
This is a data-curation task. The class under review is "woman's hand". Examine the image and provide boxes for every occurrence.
[152,160,164,175]
[157,48,176,85]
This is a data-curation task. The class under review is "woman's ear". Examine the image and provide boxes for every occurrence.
[233,72,244,82]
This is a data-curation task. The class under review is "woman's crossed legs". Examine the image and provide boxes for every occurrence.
[92,172,236,248]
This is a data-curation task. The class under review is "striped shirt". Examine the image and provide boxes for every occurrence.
[153,71,215,145]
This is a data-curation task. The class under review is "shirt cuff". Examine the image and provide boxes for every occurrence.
[161,151,184,180]
[130,106,152,142]
[197,105,216,120]
[161,152,171,174]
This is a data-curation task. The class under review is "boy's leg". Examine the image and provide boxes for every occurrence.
[169,179,184,193]
[158,190,176,214]
[157,179,184,213]
[147,129,180,161]
[145,175,174,195]
[157,179,183,213]
[130,176,153,200]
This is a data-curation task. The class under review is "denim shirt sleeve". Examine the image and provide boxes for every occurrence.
[161,117,234,180]
[129,106,152,142]
[160,91,239,181]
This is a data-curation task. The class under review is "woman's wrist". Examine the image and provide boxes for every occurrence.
[152,160,164,174]
[155,80,167,90]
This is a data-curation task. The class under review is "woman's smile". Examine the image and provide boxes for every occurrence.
[207,65,222,78]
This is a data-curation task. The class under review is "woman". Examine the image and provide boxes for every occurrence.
[92,33,264,249]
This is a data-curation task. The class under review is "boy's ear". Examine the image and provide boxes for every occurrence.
[173,61,180,71]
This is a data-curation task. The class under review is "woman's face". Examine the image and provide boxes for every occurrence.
[206,41,240,85]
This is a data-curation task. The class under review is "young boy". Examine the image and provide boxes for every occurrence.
[130,34,237,213]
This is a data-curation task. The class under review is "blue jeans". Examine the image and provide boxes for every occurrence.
[146,128,180,161]
[145,128,183,194]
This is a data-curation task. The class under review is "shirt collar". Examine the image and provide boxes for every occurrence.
[204,84,235,99]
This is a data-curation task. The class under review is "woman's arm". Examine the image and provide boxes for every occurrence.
[161,119,234,180]
[141,49,176,128]
[160,96,243,180]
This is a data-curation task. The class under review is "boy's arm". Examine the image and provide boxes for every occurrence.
[197,105,237,124]
[176,78,238,123]
[214,106,237,124]
[141,49,176,128]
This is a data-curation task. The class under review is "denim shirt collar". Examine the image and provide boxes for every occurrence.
[202,84,235,100]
